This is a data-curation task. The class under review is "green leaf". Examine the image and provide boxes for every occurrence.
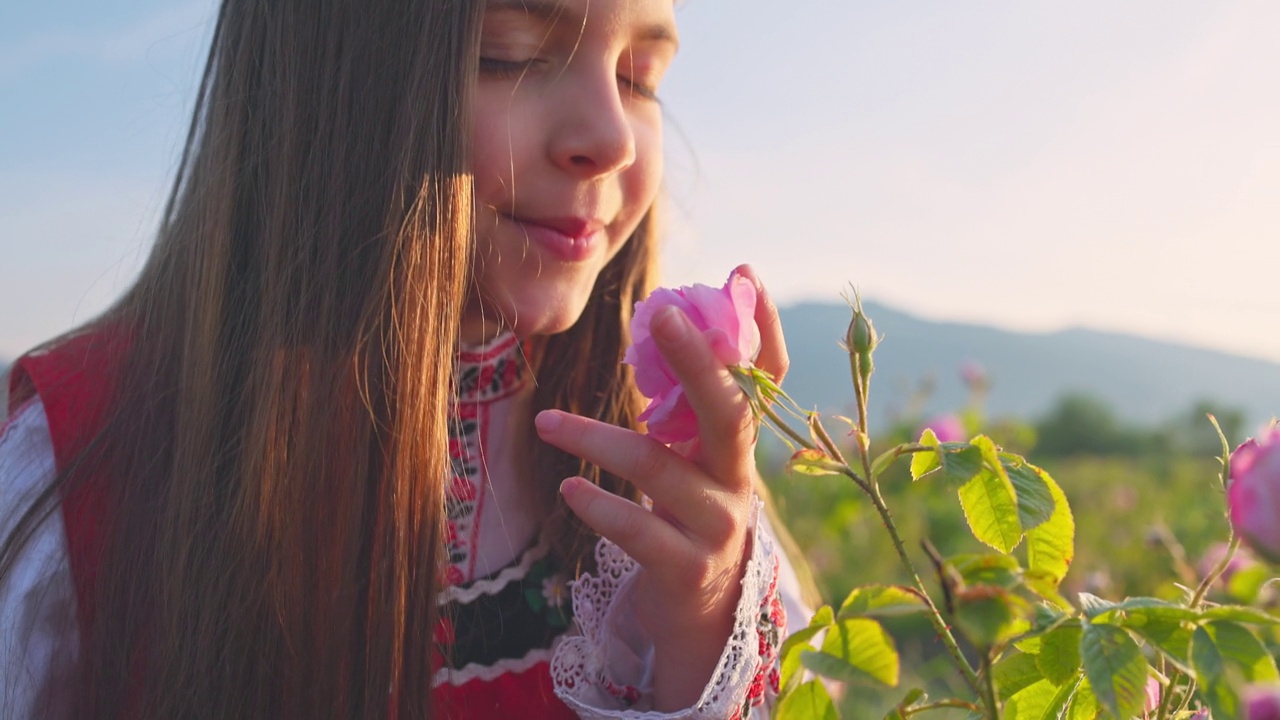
[1201,620,1280,682]
[953,586,1031,650]
[1037,624,1083,686]
[1006,675,1082,720]
[776,679,839,720]
[805,618,900,687]
[911,430,984,484]
[1076,593,1116,619]
[871,444,910,479]
[1194,618,1280,719]
[950,553,1024,589]
[787,449,843,477]
[1095,597,1197,621]
[1066,677,1100,720]
[1079,622,1149,720]
[1005,679,1058,720]
[1125,616,1194,673]
[1192,624,1239,720]
[1200,605,1279,626]
[780,642,806,695]
[910,429,941,480]
[1026,470,1075,588]
[780,606,834,693]
[837,585,927,619]
[995,652,1045,700]
[958,446,1023,554]
[1003,459,1056,533]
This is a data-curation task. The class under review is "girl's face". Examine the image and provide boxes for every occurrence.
[463,0,678,343]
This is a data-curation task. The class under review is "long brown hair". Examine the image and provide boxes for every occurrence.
[3,0,489,717]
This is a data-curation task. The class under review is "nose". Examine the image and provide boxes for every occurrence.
[548,72,637,178]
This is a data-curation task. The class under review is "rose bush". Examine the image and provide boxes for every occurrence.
[624,268,761,444]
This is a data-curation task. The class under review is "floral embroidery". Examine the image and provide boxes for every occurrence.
[445,332,528,586]
[741,563,785,718]
[523,557,573,630]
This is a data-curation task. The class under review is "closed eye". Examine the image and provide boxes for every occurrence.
[479,57,538,79]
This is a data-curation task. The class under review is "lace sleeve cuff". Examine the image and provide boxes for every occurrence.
[551,498,786,720]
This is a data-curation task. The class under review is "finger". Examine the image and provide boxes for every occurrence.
[650,306,757,488]
[734,264,789,383]
[558,476,695,572]
[535,410,740,543]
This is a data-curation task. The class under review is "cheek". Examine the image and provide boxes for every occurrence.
[469,95,528,208]
[621,123,664,217]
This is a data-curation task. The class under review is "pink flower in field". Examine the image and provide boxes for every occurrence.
[1143,676,1161,716]
[919,413,966,444]
[1245,685,1280,720]
[624,269,760,444]
[1227,428,1280,562]
[960,361,987,388]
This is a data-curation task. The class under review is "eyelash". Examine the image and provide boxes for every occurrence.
[478,57,660,102]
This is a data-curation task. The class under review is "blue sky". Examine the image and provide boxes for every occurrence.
[4,1,1280,364]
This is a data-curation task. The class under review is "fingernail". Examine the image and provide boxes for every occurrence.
[535,410,561,433]
[559,476,583,498]
[654,306,689,342]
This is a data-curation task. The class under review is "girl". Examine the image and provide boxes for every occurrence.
[0,1,809,718]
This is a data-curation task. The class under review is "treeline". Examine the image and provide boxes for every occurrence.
[1031,394,1250,458]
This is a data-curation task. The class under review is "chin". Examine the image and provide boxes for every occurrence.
[507,304,591,340]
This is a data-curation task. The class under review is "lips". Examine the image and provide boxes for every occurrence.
[502,213,606,263]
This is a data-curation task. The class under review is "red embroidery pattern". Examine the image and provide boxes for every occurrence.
[445,333,527,585]
[739,562,785,719]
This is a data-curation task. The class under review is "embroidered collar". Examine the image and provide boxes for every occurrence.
[456,331,528,403]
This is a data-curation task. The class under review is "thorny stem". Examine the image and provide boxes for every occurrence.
[859,477,984,700]
[979,657,1001,720]
[754,363,985,708]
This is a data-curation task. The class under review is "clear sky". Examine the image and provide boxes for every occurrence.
[3,1,1279,363]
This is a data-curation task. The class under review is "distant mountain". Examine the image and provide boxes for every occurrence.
[778,301,1280,429]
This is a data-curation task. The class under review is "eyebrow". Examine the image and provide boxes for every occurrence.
[483,0,680,51]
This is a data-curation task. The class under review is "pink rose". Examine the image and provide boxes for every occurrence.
[1245,685,1280,720]
[624,269,760,444]
[1227,427,1280,562]
[919,413,967,444]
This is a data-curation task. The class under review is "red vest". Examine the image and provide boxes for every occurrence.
[8,331,577,719]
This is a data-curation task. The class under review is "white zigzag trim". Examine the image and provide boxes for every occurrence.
[437,537,550,606]
[431,647,554,687]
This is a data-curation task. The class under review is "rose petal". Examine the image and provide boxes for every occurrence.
[639,386,698,444]
[725,270,760,363]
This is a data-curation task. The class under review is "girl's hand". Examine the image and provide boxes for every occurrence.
[534,265,789,711]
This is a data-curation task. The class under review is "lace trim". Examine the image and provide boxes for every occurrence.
[431,647,553,687]
[438,537,550,606]
[550,499,780,719]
